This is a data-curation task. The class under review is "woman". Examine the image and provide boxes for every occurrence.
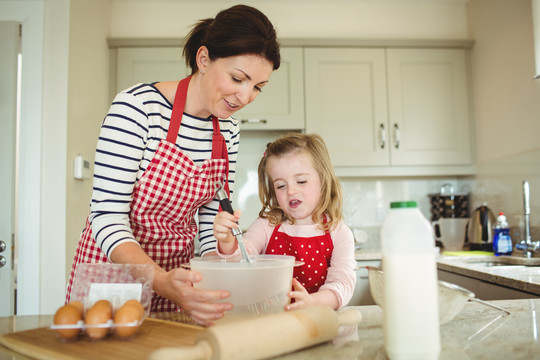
[66,4,280,326]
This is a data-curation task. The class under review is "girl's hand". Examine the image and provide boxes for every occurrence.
[155,267,232,326]
[213,209,242,254]
[286,278,316,310]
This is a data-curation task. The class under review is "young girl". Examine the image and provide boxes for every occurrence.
[213,133,357,310]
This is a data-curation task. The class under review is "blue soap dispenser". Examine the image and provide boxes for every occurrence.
[493,212,512,256]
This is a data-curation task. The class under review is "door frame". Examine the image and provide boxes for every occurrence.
[0,0,68,315]
[0,20,19,317]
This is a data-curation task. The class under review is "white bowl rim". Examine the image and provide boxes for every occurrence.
[187,254,303,269]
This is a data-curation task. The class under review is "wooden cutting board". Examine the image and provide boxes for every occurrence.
[0,317,203,360]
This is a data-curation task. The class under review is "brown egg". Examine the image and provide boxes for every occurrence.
[92,299,113,317]
[68,301,84,317]
[85,300,112,340]
[53,304,82,340]
[123,299,145,318]
[114,303,143,339]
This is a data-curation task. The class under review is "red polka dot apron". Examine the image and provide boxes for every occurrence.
[66,75,230,312]
[265,223,334,294]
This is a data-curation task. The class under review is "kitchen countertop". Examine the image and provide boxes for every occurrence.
[1,299,539,359]
[355,248,540,296]
[437,255,540,296]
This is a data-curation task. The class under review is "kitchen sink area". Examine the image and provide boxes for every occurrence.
[437,254,540,299]
[356,248,540,302]
[461,255,540,268]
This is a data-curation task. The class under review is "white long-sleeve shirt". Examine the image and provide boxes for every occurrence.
[88,83,239,257]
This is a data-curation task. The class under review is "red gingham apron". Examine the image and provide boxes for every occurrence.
[265,222,334,294]
[66,76,230,312]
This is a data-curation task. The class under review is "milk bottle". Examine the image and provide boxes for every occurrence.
[380,201,440,360]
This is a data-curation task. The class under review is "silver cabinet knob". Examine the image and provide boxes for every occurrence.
[0,241,5,253]
[0,256,6,268]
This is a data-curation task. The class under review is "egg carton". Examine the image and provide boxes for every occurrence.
[50,305,145,341]
[50,319,143,331]
[51,263,154,341]
[70,263,154,315]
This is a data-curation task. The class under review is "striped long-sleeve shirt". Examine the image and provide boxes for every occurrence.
[88,83,239,257]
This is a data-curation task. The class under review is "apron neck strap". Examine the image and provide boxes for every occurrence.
[166,75,231,198]
[166,76,191,144]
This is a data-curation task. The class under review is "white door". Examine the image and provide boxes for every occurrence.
[0,21,20,316]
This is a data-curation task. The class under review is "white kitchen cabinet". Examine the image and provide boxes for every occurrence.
[386,49,472,166]
[349,260,381,306]
[233,47,304,130]
[305,48,473,174]
[117,47,190,92]
[305,48,389,167]
[115,47,304,130]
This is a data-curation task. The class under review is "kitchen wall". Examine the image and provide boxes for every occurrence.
[467,0,540,228]
[63,0,540,279]
[108,0,469,39]
[65,0,112,282]
[98,0,475,246]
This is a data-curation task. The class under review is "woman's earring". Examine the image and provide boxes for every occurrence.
[199,69,204,74]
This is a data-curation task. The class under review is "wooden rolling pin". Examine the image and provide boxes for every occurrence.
[149,306,362,360]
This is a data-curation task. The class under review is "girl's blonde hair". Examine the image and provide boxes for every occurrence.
[257,133,343,232]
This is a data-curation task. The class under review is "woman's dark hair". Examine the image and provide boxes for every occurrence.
[183,4,280,73]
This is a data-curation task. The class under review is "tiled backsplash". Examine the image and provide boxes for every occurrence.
[340,178,475,228]
[341,177,475,246]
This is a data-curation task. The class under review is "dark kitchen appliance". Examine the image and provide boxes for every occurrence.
[429,184,470,249]
[467,203,496,251]
[428,184,470,221]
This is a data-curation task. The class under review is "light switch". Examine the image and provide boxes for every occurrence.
[73,155,91,180]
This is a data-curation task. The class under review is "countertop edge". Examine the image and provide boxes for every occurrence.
[436,259,540,295]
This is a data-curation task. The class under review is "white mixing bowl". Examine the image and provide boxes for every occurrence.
[190,255,297,315]
[366,266,509,324]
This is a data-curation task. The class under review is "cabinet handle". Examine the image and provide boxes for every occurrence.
[393,123,400,149]
[379,123,386,149]
[240,119,267,124]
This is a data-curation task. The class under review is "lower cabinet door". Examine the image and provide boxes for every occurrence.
[349,260,381,306]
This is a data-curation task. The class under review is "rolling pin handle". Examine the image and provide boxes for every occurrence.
[336,308,363,326]
[148,341,212,360]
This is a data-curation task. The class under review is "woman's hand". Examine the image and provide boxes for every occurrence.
[110,242,232,326]
[155,267,232,326]
[213,209,242,254]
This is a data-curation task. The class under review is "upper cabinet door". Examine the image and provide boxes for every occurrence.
[386,49,472,166]
[116,47,190,92]
[233,47,305,130]
[116,47,304,130]
[304,48,389,167]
